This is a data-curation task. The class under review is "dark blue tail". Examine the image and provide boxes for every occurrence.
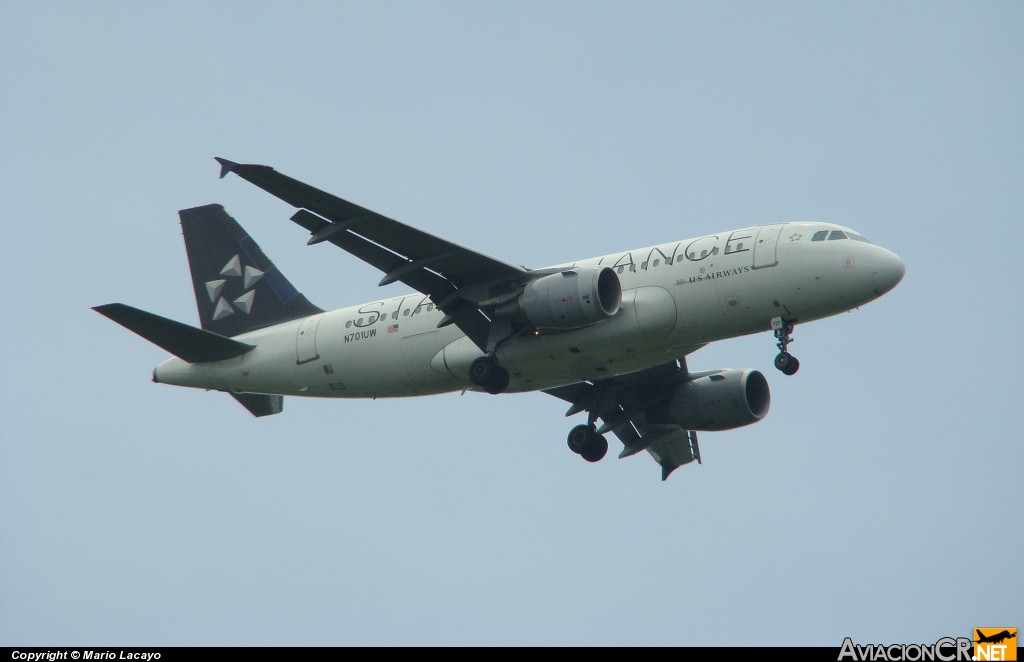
[180,204,322,337]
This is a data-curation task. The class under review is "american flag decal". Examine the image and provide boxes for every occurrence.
[388,324,399,333]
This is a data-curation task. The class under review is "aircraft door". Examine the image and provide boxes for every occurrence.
[752,224,785,269]
[296,315,323,364]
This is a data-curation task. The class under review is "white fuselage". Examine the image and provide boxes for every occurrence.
[153,222,904,398]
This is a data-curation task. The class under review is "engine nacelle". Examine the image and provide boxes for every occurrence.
[499,267,621,329]
[654,369,771,431]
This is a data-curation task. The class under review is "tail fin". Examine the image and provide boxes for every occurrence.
[180,204,322,337]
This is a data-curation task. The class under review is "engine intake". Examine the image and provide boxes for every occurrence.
[498,267,621,329]
[659,369,771,431]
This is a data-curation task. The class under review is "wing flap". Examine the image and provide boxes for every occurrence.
[644,428,701,481]
[544,357,706,481]
[220,160,525,351]
[218,159,527,286]
[289,209,492,349]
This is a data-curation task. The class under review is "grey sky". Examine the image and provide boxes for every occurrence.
[2,0,1021,646]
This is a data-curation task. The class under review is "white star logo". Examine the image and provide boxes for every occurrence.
[206,255,264,320]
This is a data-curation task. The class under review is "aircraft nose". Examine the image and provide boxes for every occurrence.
[871,248,906,295]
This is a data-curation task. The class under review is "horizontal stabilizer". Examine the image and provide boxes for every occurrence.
[93,303,255,363]
[230,392,283,417]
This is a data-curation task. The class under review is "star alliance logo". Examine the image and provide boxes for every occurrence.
[205,254,263,320]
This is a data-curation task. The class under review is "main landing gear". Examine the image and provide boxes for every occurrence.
[772,316,800,376]
[567,424,608,463]
[469,355,510,394]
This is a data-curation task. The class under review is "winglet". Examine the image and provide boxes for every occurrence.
[214,157,239,179]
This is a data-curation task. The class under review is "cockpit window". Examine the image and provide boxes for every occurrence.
[813,229,870,243]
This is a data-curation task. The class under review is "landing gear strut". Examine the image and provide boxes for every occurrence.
[772,316,800,376]
[469,355,510,394]
[567,424,608,463]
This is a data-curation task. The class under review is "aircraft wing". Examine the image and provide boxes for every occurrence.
[216,158,529,350]
[544,355,705,481]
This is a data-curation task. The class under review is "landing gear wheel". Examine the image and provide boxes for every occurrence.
[580,435,608,463]
[567,424,591,454]
[784,355,800,376]
[774,352,800,376]
[469,356,499,385]
[566,425,608,463]
[771,317,800,377]
[482,367,510,394]
[469,356,510,394]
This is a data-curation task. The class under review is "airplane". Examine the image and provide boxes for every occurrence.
[94,158,905,480]
[975,630,1015,645]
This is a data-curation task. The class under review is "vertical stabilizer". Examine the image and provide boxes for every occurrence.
[180,204,322,336]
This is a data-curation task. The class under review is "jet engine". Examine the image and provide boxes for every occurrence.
[495,267,622,329]
[650,369,771,431]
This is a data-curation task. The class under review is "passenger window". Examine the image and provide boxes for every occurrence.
[403,309,410,317]
[427,303,434,311]
[811,231,829,241]
[828,231,848,241]
[688,247,720,259]
[345,321,352,329]
[641,261,649,270]
[653,259,660,268]
[616,266,624,274]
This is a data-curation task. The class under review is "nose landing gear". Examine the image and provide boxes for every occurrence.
[772,316,800,376]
